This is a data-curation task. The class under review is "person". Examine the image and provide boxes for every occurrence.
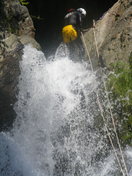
[62,8,87,43]
[62,8,87,61]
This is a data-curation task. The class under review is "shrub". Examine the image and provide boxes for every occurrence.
[107,61,132,146]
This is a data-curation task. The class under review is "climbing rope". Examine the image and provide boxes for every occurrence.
[81,31,126,176]
[96,93,126,176]
[92,19,129,176]
[81,33,94,72]
[80,19,129,176]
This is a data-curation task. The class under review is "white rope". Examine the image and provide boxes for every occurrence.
[92,19,129,176]
[104,81,129,176]
[96,92,126,176]
[80,21,129,175]
[81,30,126,175]
[81,33,94,72]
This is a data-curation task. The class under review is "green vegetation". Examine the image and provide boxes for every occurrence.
[19,0,29,6]
[107,59,132,146]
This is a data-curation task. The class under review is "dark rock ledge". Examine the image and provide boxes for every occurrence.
[0,0,40,131]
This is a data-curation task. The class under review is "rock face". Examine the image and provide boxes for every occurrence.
[0,0,131,131]
[0,0,40,131]
[84,0,132,69]
[83,0,132,146]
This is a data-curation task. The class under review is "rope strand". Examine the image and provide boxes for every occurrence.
[80,19,129,175]
[96,92,126,176]
[92,19,129,176]
[81,33,94,72]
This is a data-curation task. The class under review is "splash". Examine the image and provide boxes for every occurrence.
[0,44,131,176]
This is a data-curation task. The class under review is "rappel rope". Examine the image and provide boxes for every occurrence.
[92,19,129,176]
[80,19,129,176]
[81,31,126,176]
[96,93,126,176]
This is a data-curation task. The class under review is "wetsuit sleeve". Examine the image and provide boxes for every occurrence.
[77,13,83,31]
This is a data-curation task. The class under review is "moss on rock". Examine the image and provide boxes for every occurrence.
[107,60,132,146]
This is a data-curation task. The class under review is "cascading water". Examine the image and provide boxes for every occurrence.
[0,44,132,176]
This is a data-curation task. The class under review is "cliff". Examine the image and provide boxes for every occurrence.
[83,0,132,145]
[0,0,40,131]
[84,0,132,68]
[0,0,131,134]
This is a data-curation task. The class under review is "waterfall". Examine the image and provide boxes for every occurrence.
[0,44,131,176]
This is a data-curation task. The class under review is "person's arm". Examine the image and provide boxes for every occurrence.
[77,13,83,31]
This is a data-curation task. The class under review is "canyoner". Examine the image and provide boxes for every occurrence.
[62,8,87,43]
[61,8,87,61]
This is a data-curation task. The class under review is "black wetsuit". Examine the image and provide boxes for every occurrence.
[64,11,83,31]
[64,11,85,61]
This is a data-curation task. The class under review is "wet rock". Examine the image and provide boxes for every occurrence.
[84,0,132,69]
[0,0,41,131]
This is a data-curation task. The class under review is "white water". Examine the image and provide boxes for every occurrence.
[0,44,131,176]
